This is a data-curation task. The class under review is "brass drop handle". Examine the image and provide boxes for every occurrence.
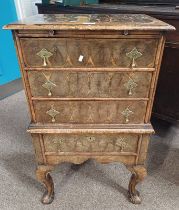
[42,73,56,97]
[37,48,53,67]
[46,105,59,123]
[126,47,142,68]
[115,138,127,152]
[43,57,47,67]
[121,107,134,123]
[124,77,138,96]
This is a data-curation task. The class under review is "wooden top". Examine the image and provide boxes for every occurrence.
[4,14,175,31]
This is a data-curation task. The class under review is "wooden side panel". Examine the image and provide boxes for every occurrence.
[137,134,150,165]
[31,134,44,164]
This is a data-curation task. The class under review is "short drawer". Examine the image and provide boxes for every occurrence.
[33,100,147,124]
[20,38,158,68]
[28,71,152,98]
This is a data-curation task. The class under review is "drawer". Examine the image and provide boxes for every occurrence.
[43,133,139,154]
[33,100,147,124]
[20,38,158,68]
[36,132,149,165]
[28,71,152,98]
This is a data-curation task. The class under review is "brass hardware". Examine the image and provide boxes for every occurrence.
[124,77,138,96]
[36,48,53,67]
[52,138,63,152]
[87,136,96,143]
[87,136,96,151]
[46,105,59,123]
[115,138,127,152]
[49,30,55,36]
[121,107,134,123]
[42,73,56,96]
[52,46,57,53]
[123,30,129,36]
[126,47,142,68]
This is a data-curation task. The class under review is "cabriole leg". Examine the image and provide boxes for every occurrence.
[36,165,54,204]
[128,165,147,204]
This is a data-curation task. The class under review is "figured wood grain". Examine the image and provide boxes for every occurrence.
[20,38,158,68]
[4,14,175,31]
[28,71,152,98]
[31,134,44,164]
[5,13,173,205]
[46,155,137,165]
[13,31,36,122]
[33,100,148,124]
[144,36,166,122]
[43,133,139,153]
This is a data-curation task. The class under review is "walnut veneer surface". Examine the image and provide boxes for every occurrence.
[4,14,174,205]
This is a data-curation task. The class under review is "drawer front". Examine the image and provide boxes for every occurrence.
[28,71,152,98]
[43,133,139,154]
[33,100,147,124]
[20,38,158,68]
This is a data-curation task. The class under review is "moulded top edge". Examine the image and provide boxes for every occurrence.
[4,14,175,31]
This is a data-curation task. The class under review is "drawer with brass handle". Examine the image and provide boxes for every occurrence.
[32,132,150,166]
[20,38,158,68]
[44,133,139,154]
[28,71,152,98]
[33,100,147,124]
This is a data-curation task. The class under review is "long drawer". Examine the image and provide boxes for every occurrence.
[33,100,147,124]
[44,133,139,153]
[20,38,158,68]
[31,132,150,165]
[28,71,152,98]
